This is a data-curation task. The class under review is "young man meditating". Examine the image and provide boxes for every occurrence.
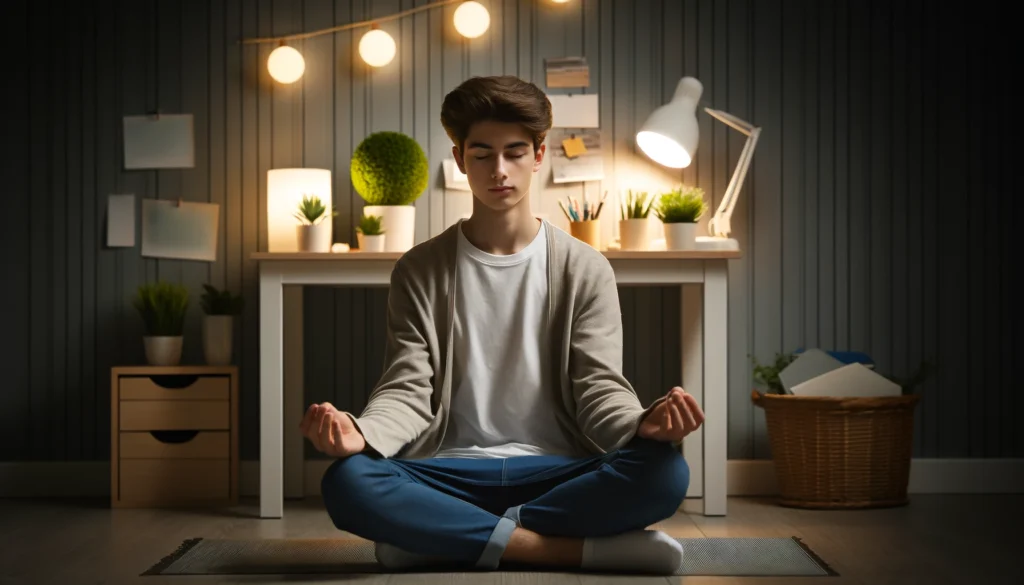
[299,75,705,574]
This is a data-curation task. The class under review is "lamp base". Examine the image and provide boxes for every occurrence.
[695,236,739,251]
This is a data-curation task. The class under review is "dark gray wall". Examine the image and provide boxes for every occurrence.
[1,0,1017,464]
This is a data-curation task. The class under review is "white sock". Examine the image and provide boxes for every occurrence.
[580,530,684,575]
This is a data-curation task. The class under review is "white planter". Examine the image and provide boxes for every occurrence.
[357,233,386,252]
[663,222,698,250]
[618,218,652,251]
[143,336,183,366]
[363,205,416,252]
[202,315,233,366]
[296,222,332,253]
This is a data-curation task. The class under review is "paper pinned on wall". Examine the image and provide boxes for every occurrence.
[551,129,604,184]
[442,159,472,191]
[141,199,220,262]
[548,94,599,128]
[107,194,135,247]
[123,114,195,169]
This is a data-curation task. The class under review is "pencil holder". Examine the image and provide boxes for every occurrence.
[569,219,601,249]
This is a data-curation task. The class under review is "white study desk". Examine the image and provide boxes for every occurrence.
[252,248,739,519]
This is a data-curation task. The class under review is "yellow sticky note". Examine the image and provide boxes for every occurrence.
[562,135,587,158]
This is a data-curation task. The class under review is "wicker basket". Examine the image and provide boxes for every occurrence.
[751,390,920,509]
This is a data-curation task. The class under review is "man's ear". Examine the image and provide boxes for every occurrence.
[532,144,546,172]
[452,145,466,174]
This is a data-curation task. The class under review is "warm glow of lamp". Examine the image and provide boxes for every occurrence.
[267,44,305,84]
[453,1,490,38]
[359,27,396,67]
[267,168,332,252]
[636,76,761,251]
[551,0,571,4]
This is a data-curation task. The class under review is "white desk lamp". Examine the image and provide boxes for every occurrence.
[636,76,761,251]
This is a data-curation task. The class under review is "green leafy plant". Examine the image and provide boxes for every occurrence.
[200,284,244,316]
[751,351,798,394]
[133,281,189,336]
[356,214,385,236]
[293,194,336,225]
[620,189,654,219]
[655,185,708,223]
[351,131,429,206]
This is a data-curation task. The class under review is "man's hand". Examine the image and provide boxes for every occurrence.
[637,387,705,442]
[299,402,367,458]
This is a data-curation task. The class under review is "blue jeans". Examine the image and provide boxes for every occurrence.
[321,435,689,569]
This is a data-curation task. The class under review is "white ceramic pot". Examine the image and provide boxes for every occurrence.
[143,336,183,366]
[296,222,332,252]
[663,222,698,250]
[618,218,652,251]
[202,315,233,365]
[363,205,416,252]
[357,233,386,252]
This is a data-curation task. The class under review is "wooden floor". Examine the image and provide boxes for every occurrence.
[0,495,1018,585]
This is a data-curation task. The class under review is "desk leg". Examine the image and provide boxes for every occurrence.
[283,286,305,499]
[260,272,284,518]
[681,284,704,501]
[704,261,728,516]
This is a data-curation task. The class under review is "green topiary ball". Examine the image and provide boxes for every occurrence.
[350,131,429,206]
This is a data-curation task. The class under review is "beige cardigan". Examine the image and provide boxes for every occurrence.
[344,219,666,459]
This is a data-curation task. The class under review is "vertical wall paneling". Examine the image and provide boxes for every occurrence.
[0,0,1017,464]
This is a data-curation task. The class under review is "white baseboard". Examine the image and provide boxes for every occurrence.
[2,459,1022,498]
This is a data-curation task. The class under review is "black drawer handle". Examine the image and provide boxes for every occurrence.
[148,375,200,389]
[150,430,200,444]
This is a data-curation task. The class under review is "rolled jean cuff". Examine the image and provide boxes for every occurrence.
[475,516,517,570]
[502,505,523,528]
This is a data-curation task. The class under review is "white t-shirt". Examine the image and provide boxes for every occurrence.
[435,220,578,459]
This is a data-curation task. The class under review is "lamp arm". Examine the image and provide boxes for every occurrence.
[707,125,761,239]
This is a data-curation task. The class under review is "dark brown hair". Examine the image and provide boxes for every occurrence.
[440,75,553,153]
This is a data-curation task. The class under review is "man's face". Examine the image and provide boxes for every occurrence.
[453,120,546,212]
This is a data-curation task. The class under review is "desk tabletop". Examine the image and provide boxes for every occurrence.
[251,249,741,261]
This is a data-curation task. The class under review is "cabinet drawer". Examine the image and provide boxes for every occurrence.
[120,375,229,401]
[120,431,229,459]
[119,459,229,501]
[120,400,229,431]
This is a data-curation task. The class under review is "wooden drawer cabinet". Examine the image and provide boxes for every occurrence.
[111,366,238,508]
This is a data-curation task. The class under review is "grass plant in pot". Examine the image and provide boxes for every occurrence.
[200,284,243,366]
[134,281,189,366]
[350,131,429,252]
[655,185,708,250]
[618,189,654,251]
[356,214,386,252]
[294,195,335,252]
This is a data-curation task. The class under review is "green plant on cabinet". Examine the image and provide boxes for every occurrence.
[133,281,189,336]
[293,194,336,225]
[620,189,654,219]
[356,214,385,236]
[655,185,707,223]
[200,284,244,316]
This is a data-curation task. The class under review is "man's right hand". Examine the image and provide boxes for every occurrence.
[299,402,367,458]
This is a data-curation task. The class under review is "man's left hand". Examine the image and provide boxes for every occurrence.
[637,387,705,442]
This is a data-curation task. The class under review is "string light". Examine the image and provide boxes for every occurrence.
[359,26,397,68]
[242,0,568,75]
[453,1,490,38]
[266,43,305,83]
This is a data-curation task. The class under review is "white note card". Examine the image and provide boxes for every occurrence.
[141,199,220,262]
[123,114,195,169]
[107,194,135,247]
[548,94,600,128]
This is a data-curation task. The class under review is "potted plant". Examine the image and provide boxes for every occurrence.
[293,194,335,253]
[655,185,708,251]
[133,281,189,366]
[350,131,429,252]
[200,284,244,366]
[618,189,654,251]
[356,214,386,252]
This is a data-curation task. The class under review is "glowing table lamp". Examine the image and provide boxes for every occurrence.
[636,76,761,251]
[267,168,332,252]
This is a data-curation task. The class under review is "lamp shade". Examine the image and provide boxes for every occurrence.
[636,76,703,168]
[267,168,332,252]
